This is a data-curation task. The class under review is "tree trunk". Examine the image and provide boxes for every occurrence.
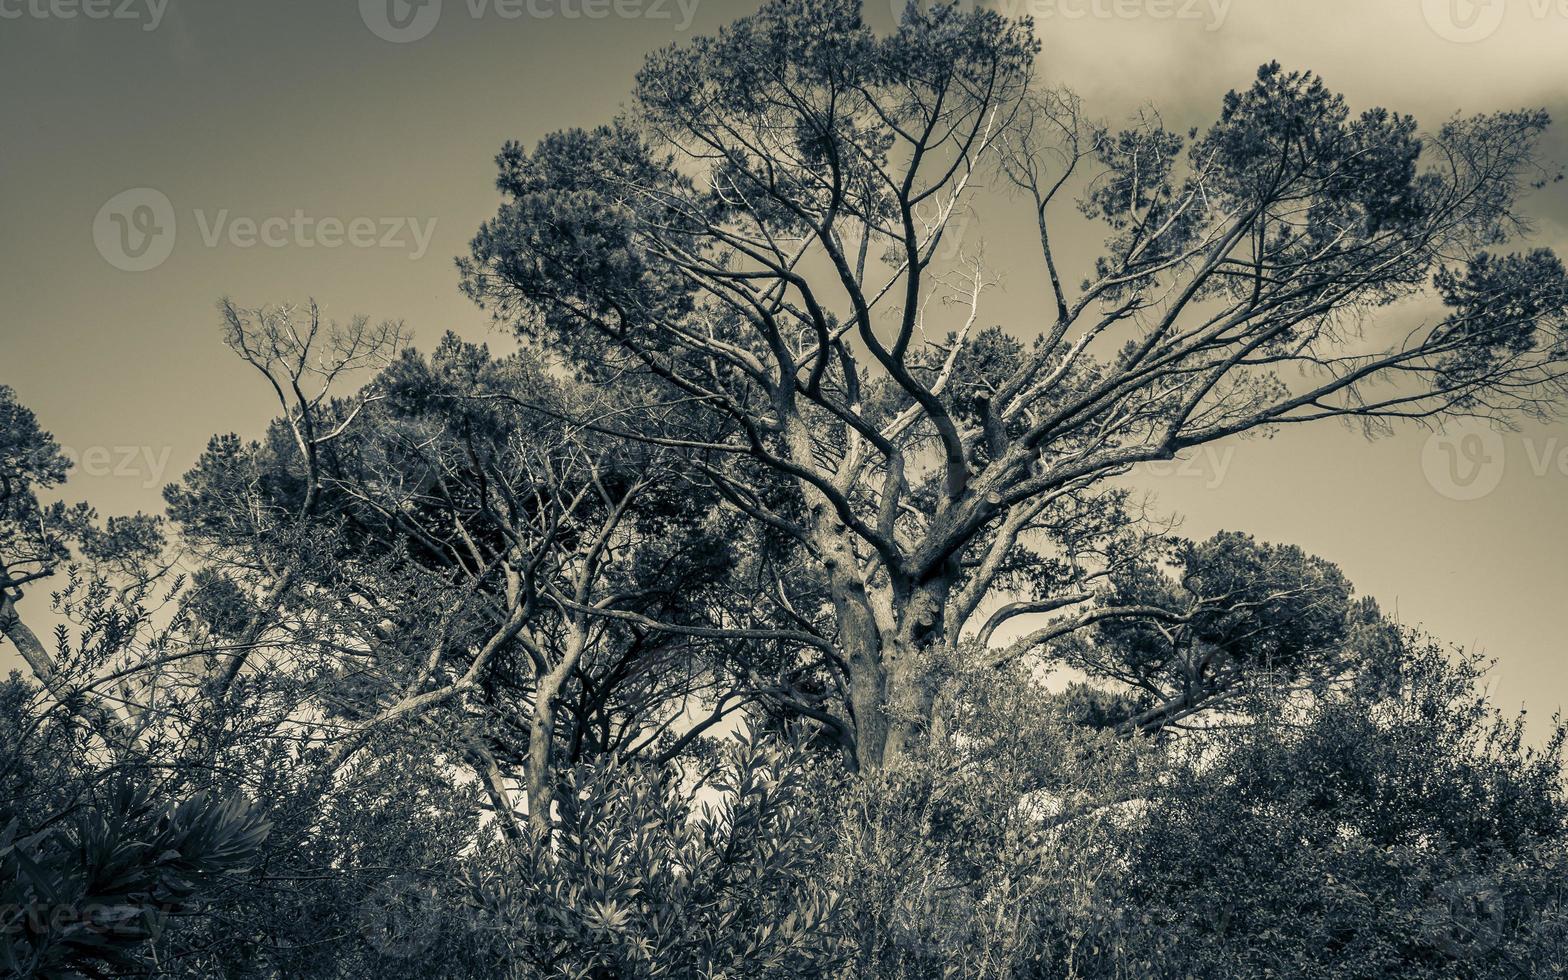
[790,416,955,771]
[881,651,938,767]
[825,568,953,772]
[837,598,892,770]
[1,591,129,744]
[526,678,562,836]
[468,744,521,841]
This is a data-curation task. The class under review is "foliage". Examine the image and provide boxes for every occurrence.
[0,770,268,979]
[4,3,1568,977]
[826,661,1156,979]
[462,0,1568,769]
[165,733,848,979]
[820,637,1568,980]
[1096,638,1568,979]
[458,735,848,979]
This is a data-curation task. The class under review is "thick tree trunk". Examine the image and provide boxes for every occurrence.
[813,525,897,770]
[841,638,946,771]
[788,416,955,771]
[881,653,937,767]
[835,591,892,770]
[825,568,953,771]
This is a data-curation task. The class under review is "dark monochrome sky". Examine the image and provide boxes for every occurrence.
[2,0,1566,723]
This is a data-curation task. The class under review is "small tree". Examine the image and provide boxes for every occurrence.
[166,315,817,834]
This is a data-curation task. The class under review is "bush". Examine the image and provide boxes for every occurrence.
[0,779,268,979]
[817,639,1568,979]
[454,734,848,979]
[1109,640,1568,979]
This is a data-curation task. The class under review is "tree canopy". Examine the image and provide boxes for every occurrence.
[461,0,1568,767]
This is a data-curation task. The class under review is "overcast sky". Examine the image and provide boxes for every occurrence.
[3,0,1567,727]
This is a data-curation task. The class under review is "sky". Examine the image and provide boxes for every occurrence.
[2,0,1567,729]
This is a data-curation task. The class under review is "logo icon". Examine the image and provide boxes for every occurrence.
[1421,0,1506,43]
[361,0,443,42]
[1421,421,1506,501]
[93,188,177,272]
[359,875,442,959]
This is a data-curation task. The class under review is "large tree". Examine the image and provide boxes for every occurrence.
[462,0,1568,768]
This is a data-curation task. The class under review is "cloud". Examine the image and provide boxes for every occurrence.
[1032,0,1568,123]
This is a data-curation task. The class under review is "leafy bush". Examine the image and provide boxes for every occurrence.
[1107,640,1568,979]
[826,663,1158,979]
[817,639,1568,980]
[457,734,848,979]
[0,779,268,979]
